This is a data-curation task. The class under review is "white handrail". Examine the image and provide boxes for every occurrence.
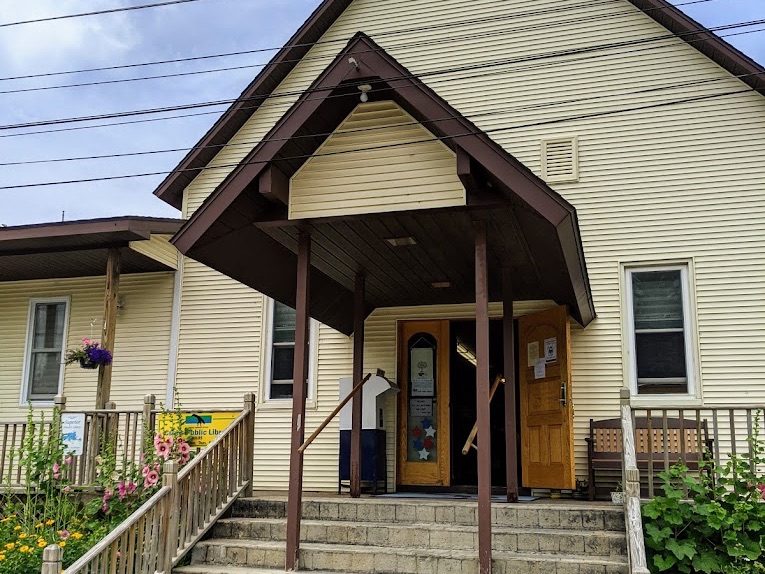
[620,388,650,574]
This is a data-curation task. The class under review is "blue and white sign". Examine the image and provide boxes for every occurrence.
[61,413,86,456]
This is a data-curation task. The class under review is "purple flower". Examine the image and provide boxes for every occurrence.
[86,347,113,365]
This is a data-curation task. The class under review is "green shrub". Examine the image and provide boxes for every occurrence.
[643,414,765,573]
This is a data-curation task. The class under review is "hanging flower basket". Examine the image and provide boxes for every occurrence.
[65,338,113,370]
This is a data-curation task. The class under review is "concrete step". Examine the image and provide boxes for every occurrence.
[175,567,346,574]
[211,517,627,557]
[190,538,629,574]
[230,498,625,531]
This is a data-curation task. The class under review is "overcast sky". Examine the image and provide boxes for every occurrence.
[0,0,762,226]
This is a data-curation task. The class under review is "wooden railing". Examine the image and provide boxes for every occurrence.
[629,402,765,497]
[59,393,255,574]
[619,389,650,574]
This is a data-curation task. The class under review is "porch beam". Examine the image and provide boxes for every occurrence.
[286,230,311,572]
[95,247,121,409]
[502,266,519,503]
[474,220,492,574]
[350,273,365,498]
[258,163,290,206]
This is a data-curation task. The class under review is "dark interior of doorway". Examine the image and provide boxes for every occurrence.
[449,319,522,490]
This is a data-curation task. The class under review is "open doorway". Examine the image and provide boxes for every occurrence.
[449,319,519,488]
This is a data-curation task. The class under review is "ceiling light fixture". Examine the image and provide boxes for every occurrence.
[385,236,416,247]
[431,281,451,289]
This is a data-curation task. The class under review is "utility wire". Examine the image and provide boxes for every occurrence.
[0,0,727,94]
[1,69,761,167]
[0,88,752,190]
[1,17,761,132]
[0,0,717,81]
[0,0,211,28]
[0,23,760,140]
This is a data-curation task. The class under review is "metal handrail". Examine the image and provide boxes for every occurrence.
[298,372,372,454]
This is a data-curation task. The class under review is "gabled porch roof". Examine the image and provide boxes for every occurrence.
[171,34,595,335]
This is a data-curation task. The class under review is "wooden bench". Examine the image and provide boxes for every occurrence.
[586,417,714,500]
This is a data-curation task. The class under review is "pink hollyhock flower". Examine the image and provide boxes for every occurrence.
[103,489,113,502]
[64,455,73,466]
[59,530,70,540]
[118,481,127,501]
[156,442,171,460]
[178,453,190,465]
[52,463,61,473]
[153,434,164,449]
[178,441,191,456]
[63,485,72,494]
[757,484,765,500]
[101,502,108,512]
[165,436,174,447]
[141,464,151,477]
[144,470,159,488]
[127,481,136,495]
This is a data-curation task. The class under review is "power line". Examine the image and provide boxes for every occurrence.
[0,0,718,81]
[2,70,761,167]
[0,23,760,140]
[0,1,736,95]
[1,17,761,132]
[0,88,752,191]
[0,0,211,28]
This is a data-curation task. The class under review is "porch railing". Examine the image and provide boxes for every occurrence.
[629,401,765,497]
[59,392,255,574]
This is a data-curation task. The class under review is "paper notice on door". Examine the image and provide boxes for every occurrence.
[544,337,557,363]
[410,399,433,417]
[533,358,546,380]
[527,341,539,365]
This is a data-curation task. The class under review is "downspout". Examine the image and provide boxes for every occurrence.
[166,253,183,406]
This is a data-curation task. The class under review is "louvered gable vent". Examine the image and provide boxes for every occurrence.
[541,137,579,183]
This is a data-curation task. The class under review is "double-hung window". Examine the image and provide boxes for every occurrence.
[264,299,316,401]
[22,298,69,403]
[625,266,695,396]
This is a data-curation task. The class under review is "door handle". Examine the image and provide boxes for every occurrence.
[560,381,567,407]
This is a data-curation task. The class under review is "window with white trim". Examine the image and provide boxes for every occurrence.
[626,266,695,396]
[22,299,69,403]
[264,300,316,401]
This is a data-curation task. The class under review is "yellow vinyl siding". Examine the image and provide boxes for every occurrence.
[178,0,765,484]
[128,235,178,269]
[289,101,465,219]
[0,273,175,421]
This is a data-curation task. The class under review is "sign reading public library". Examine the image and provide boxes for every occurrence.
[158,412,239,448]
[61,413,86,456]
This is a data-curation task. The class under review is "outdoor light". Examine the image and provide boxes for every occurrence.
[358,84,372,102]
[385,236,416,247]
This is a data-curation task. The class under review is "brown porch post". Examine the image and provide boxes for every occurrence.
[95,247,121,409]
[286,230,311,572]
[350,273,365,498]
[474,221,492,574]
[502,267,519,503]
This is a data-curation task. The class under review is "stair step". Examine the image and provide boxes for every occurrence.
[212,517,626,556]
[175,566,346,574]
[231,498,625,531]
[192,539,629,574]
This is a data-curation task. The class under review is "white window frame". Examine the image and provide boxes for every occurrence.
[20,297,71,406]
[624,263,700,403]
[261,297,318,406]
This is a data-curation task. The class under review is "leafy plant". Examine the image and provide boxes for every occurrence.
[64,338,113,367]
[643,412,765,573]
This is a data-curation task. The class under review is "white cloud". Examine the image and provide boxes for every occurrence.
[0,0,140,72]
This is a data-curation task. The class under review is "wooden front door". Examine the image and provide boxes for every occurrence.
[519,306,575,489]
[397,320,450,486]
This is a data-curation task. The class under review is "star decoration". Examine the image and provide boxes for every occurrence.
[418,448,430,460]
[424,426,436,437]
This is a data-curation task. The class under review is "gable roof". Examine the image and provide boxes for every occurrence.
[169,33,595,333]
[153,0,765,210]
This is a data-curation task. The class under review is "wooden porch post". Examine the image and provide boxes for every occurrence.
[350,273,365,498]
[286,231,311,572]
[95,247,121,409]
[502,267,519,503]
[474,221,492,574]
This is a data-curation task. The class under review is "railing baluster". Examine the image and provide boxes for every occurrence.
[662,410,669,474]
[746,409,754,472]
[646,410,654,498]
[15,424,25,484]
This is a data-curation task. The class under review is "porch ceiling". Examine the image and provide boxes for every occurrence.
[173,34,595,335]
